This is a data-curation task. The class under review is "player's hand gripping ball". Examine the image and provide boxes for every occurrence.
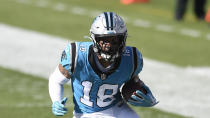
[120,76,158,107]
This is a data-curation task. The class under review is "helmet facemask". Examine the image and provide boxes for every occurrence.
[93,34,126,62]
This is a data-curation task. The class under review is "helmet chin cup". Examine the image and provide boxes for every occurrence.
[101,53,111,61]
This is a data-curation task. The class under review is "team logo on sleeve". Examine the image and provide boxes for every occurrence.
[80,45,86,52]
[123,49,130,56]
[61,51,67,61]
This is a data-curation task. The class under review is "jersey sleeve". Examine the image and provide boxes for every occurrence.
[133,48,143,77]
[60,43,77,75]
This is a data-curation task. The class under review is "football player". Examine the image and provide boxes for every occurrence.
[49,12,158,118]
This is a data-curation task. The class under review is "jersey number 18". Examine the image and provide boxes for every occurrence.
[80,81,118,108]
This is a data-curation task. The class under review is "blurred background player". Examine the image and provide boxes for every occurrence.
[49,12,158,118]
[175,0,207,21]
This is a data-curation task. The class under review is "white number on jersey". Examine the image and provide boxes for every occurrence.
[97,84,118,107]
[80,81,93,107]
[80,81,118,108]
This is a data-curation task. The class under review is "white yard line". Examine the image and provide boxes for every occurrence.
[180,28,201,38]
[71,7,87,16]
[0,24,69,77]
[35,0,49,8]
[53,3,66,11]
[155,24,174,33]
[140,60,210,118]
[133,19,152,28]
[1,24,210,118]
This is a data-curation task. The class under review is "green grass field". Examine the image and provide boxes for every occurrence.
[0,0,209,117]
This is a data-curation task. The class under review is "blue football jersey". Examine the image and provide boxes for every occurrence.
[60,42,143,113]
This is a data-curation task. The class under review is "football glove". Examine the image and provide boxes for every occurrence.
[52,97,68,116]
[128,85,159,107]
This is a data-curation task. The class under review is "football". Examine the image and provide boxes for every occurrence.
[120,77,147,101]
